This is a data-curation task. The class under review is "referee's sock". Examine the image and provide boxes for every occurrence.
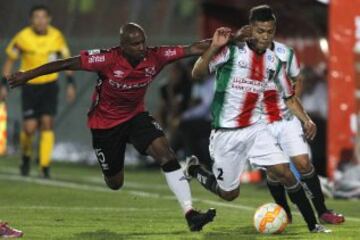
[39,130,54,168]
[286,182,317,231]
[20,130,33,158]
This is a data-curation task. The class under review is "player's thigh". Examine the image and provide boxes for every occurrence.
[248,124,289,167]
[91,124,129,178]
[128,112,166,158]
[210,129,250,192]
[145,136,177,165]
[279,117,309,157]
[38,81,59,118]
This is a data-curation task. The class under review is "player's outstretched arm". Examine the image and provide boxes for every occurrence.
[284,96,317,140]
[7,56,82,88]
[183,38,212,57]
[192,27,231,80]
[184,25,249,59]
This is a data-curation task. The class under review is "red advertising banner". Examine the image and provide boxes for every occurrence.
[328,0,360,178]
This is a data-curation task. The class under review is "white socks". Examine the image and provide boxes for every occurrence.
[163,169,193,214]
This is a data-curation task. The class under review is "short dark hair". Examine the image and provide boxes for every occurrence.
[29,5,51,17]
[249,5,276,23]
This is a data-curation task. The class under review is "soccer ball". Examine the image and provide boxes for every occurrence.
[253,203,288,234]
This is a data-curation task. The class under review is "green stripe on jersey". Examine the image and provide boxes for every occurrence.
[273,61,284,94]
[287,48,294,76]
[211,45,236,128]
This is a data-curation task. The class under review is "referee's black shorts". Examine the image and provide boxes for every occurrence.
[21,81,59,119]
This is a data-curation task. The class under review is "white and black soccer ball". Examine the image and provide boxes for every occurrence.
[253,203,288,234]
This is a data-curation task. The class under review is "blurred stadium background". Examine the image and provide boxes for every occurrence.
[1,0,360,239]
[1,0,359,177]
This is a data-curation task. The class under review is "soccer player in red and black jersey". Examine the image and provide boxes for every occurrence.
[6,23,225,231]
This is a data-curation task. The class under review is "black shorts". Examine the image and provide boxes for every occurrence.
[21,81,59,119]
[91,112,164,177]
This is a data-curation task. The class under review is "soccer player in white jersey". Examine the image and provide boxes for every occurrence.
[244,5,344,225]
[185,11,330,233]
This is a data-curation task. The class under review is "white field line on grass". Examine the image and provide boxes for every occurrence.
[0,173,359,223]
[0,206,162,212]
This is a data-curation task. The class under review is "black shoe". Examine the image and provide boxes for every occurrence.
[286,212,293,224]
[19,155,30,176]
[41,167,50,179]
[185,208,216,231]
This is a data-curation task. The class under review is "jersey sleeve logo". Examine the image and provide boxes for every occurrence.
[88,49,101,55]
[267,54,275,63]
[113,70,124,78]
[88,55,105,63]
[276,46,286,54]
[144,66,156,76]
[163,49,177,58]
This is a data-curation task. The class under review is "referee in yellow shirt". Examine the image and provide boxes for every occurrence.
[0,5,76,178]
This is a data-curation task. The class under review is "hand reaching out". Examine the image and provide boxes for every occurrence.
[6,71,29,88]
[303,120,317,141]
[211,27,232,49]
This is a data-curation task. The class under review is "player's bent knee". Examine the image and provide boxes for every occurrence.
[278,171,297,186]
[23,127,36,136]
[104,173,124,190]
[292,155,312,173]
[220,189,240,201]
[105,179,124,190]
[295,161,312,174]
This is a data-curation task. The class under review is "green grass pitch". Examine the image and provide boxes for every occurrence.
[0,156,359,240]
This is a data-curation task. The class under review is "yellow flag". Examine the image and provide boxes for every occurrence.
[0,102,7,156]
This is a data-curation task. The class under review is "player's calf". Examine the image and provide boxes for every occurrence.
[267,164,319,232]
[184,156,239,201]
[266,176,292,223]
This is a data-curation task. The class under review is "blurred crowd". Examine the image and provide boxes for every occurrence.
[155,59,214,169]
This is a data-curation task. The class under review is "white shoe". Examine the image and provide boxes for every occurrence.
[184,155,200,180]
[311,224,332,233]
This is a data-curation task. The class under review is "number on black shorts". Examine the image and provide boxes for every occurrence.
[95,148,109,170]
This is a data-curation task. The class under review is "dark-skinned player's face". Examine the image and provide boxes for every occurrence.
[250,20,276,52]
[121,30,146,62]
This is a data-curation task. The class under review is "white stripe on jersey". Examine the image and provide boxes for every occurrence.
[263,41,300,123]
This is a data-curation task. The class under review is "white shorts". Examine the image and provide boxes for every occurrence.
[209,123,289,191]
[267,117,310,157]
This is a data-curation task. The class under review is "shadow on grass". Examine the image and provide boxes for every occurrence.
[205,225,305,240]
[70,229,188,240]
[60,225,308,240]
